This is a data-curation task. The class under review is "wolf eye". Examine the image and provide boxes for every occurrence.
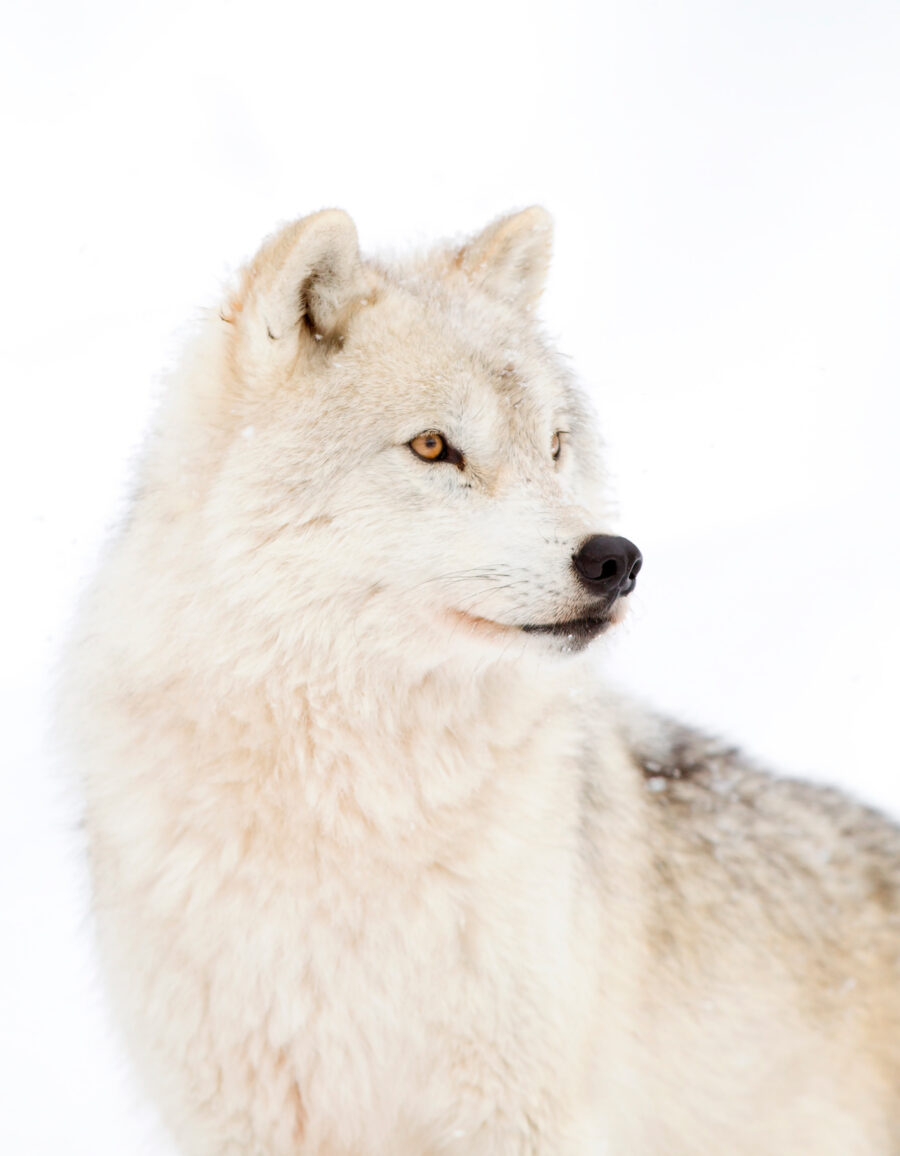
[551,431,562,461]
[409,431,465,469]
[410,431,446,461]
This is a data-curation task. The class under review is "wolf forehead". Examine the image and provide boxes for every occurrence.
[325,295,578,439]
[221,206,582,429]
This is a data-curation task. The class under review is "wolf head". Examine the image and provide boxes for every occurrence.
[141,209,640,682]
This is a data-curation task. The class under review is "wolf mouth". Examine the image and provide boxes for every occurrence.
[450,609,612,648]
[521,614,611,643]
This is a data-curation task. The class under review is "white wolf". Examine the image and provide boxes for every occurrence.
[61,208,900,1154]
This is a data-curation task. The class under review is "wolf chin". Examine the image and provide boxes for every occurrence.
[60,208,900,1154]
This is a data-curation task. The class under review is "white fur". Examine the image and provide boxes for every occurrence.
[60,209,900,1154]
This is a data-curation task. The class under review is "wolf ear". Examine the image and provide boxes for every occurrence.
[226,209,364,374]
[456,207,553,310]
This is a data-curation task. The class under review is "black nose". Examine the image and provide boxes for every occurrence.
[572,535,642,599]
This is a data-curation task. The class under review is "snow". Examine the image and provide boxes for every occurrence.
[2,1,898,1152]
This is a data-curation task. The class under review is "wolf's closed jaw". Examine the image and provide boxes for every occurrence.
[521,612,612,650]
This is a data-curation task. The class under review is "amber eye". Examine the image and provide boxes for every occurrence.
[410,431,446,461]
[551,431,562,461]
[408,430,465,469]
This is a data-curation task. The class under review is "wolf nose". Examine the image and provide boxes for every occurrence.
[572,535,642,599]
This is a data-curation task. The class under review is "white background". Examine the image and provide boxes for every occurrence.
[2,1,898,1151]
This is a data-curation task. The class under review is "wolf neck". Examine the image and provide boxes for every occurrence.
[249,653,585,842]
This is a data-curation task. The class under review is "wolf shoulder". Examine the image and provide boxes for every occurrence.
[583,694,900,1033]
[567,696,900,1142]
[611,700,900,919]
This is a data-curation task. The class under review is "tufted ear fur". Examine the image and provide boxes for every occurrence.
[225,209,366,381]
[455,207,553,310]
